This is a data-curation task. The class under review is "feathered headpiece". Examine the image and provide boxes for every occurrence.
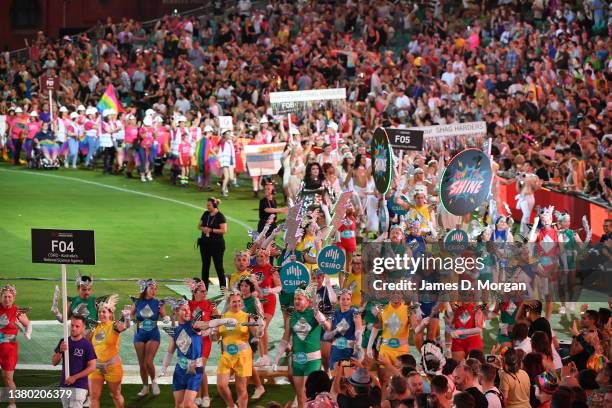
[138,279,157,293]
[421,342,446,376]
[294,281,317,302]
[539,205,555,218]
[0,285,16,297]
[185,278,206,293]
[164,297,189,312]
[390,223,406,233]
[75,271,93,288]
[95,294,119,312]
[554,210,570,223]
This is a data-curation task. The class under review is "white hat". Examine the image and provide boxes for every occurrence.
[177,116,187,123]
[14,107,23,113]
[85,107,97,115]
[29,111,38,117]
[77,105,86,111]
[154,116,164,123]
[259,116,268,124]
[126,114,136,120]
[204,125,214,132]
[103,109,116,117]
[145,109,155,116]
[143,116,153,126]
[327,121,338,131]
[59,106,69,113]
[70,112,79,119]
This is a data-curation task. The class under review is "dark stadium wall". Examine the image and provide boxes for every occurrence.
[1,0,206,51]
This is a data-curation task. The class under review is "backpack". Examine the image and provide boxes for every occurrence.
[485,388,504,407]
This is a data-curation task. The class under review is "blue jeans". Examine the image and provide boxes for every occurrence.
[137,147,156,173]
[67,138,79,166]
[85,136,99,166]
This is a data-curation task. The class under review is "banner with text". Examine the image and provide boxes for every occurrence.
[408,121,487,152]
[270,88,346,115]
[244,143,286,176]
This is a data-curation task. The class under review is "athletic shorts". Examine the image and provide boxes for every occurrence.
[134,327,160,344]
[172,366,203,392]
[180,157,191,167]
[262,294,277,316]
[279,292,294,310]
[451,335,483,354]
[217,349,252,377]
[329,347,354,369]
[89,361,123,383]
[291,357,321,377]
[202,337,212,359]
[337,239,357,254]
[379,344,409,366]
[61,387,88,408]
[0,342,18,371]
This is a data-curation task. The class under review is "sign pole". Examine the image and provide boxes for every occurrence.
[61,263,70,378]
[49,90,54,131]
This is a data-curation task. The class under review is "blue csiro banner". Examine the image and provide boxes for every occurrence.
[279,261,310,293]
[317,245,346,275]
[439,148,492,216]
[444,228,469,254]
[389,193,409,216]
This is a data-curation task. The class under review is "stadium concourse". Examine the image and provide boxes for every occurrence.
[0,0,611,408]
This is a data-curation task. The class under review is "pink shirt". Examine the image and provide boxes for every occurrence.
[139,126,155,148]
[179,141,191,157]
[124,125,139,144]
[27,121,41,139]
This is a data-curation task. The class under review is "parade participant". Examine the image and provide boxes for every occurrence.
[52,315,97,408]
[185,278,218,408]
[228,251,252,290]
[516,162,542,237]
[8,107,26,164]
[401,185,437,235]
[0,285,32,408]
[336,205,357,279]
[258,179,287,234]
[217,130,235,197]
[83,107,99,168]
[99,109,118,175]
[25,111,41,161]
[212,292,264,408]
[170,115,189,185]
[52,273,98,328]
[55,106,69,164]
[178,132,193,187]
[34,121,60,165]
[315,269,338,371]
[123,114,139,178]
[64,112,80,169]
[367,294,419,394]
[295,219,321,273]
[88,294,130,408]
[342,254,363,308]
[528,206,562,319]
[137,116,155,182]
[325,290,364,369]
[556,211,591,315]
[251,247,282,368]
[273,286,331,408]
[493,296,523,347]
[238,277,266,400]
[445,302,485,362]
[414,265,441,352]
[131,279,169,397]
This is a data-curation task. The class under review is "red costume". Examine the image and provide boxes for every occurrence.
[188,300,214,358]
[451,303,483,354]
[251,263,277,316]
[0,304,19,371]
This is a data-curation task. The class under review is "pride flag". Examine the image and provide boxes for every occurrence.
[96,85,124,114]
[195,137,220,176]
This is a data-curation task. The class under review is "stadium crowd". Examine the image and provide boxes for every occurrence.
[0,0,611,407]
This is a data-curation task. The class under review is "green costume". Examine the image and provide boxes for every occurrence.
[290,308,322,376]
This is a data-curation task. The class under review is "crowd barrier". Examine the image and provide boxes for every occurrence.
[498,180,611,242]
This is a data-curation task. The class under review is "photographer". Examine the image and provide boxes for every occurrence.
[332,363,381,408]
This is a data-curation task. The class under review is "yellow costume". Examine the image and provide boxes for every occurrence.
[296,235,318,272]
[408,205,431,230]
[217,310,252,377]
[379,303,410,364]
[89,321,123,383]
[343,272,362,307]
[228,270,250,290]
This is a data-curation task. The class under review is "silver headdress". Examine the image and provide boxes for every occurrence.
[0,285,16,296]
[185,278,206,293]
[96,294,119,312]
[138,279,157,293]
[75,271,93,288]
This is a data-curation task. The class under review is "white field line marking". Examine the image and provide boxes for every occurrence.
[0,168,252,231]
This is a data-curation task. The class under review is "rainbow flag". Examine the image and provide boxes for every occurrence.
[195,138,219,176]
[96,85,124,114]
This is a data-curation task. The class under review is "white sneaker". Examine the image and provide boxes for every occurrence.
[146,173,153,181]
[195,397,202,406]
[137,385,149,397]
[151,381,160,395]
[64,161,69,168]
[202,397,211,407]
[251,386,265,400]
[141,174,146,182]
[559,306,567,315]
[72,165,77,169]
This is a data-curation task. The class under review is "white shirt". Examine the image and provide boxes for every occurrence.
[483,387,503,408]
[514,338,532,354]
[217,140,235,167]
[441,71,456,88]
